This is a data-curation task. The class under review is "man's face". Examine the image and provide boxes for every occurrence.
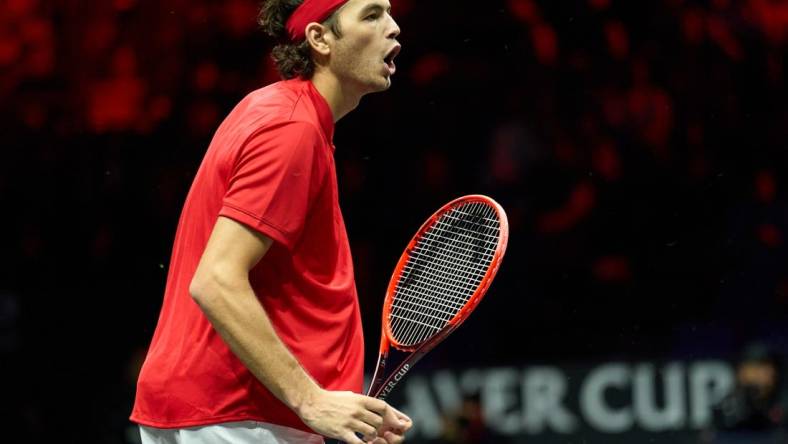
[328,0,401,95]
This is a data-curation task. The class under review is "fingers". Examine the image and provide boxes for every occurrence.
[350,419,379,442]
[342,431,366,444]
[359,401,412,444]
[390,405,411,422]
[388,405,413,431]
[381,404,408,431]
[345,395,389,442]
[363,396,388,414]
[367,404,410,444]
[383,430,406,444]
[355,408,384,431]
[298,390,410,444]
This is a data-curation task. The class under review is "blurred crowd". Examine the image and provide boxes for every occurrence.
[2,0,788,442]
[703,343,787,444]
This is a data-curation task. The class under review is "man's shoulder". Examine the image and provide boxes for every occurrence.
[239,81,300,118]
[230,80,319,132]
[247,79,299,100]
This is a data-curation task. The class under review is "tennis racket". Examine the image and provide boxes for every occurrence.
[366,194,509,400]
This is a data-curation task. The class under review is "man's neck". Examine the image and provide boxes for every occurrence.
[309,71,363,123]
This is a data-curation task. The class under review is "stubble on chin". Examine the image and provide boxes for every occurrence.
[333,46,391,94]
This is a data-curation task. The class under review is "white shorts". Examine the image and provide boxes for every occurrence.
[139,421,325,444]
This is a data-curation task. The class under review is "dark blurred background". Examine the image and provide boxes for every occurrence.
[2,0,788,443]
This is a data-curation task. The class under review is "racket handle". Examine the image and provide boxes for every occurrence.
[325,437,359,444]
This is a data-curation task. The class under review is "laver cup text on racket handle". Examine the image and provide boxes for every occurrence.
[374,363,410,400]
[364,195,510,405]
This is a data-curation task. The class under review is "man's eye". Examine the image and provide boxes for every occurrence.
[365,14,378,21]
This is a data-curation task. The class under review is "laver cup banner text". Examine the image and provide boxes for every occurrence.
[382,360,734,443]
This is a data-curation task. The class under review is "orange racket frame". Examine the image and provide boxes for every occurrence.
[367,195,509,399]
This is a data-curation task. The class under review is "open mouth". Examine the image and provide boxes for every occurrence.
[383,45,401,74]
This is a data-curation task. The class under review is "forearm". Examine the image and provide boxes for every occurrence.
[190,273,319,413]
[186,217,410,442]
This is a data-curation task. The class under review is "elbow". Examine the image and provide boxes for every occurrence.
[189,269,215,307]
[189,266,241,308]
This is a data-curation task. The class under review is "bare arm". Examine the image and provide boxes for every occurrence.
[189,216,409,443]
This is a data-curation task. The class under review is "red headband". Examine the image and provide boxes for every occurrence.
[286,0,349,42]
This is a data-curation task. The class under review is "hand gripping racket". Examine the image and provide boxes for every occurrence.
[367,195,509,400]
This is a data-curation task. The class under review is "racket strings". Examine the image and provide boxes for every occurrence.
[415,232,497,265]
[398,264,480,303]
[407,209,499,286]
[389,202,501,346]
[391,203,498,345]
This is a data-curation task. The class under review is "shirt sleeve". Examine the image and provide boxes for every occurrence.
[219,121,325,250]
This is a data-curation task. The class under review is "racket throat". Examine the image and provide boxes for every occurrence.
[372,362,412,400]
[367,352,388,397]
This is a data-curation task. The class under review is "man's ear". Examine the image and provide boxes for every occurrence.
[305,23,331,56]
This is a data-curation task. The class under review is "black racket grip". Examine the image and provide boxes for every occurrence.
[325,437,359,444]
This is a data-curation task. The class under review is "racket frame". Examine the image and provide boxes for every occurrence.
[366,195,509,399]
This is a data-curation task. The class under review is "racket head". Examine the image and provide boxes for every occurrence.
[381,195,509,352]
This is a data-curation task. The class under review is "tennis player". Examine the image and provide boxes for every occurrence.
[130,1,410,443]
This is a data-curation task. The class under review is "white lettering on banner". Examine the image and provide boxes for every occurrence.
[459,368,485,393]
[403,375,443,439]
[432,370,463,413]
[690,361,734,428]
[394,360,735,438]
[482,367,521,434]
[522,367,578,433]
[634,363,685,431]
[580,363,634,433]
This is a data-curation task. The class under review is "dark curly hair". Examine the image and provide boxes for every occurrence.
[258,0,343,79]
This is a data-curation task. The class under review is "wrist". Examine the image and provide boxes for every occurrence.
[291,381,322,417]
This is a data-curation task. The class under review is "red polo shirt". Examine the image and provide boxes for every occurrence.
[131,78,364,434]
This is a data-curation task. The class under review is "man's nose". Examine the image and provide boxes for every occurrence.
[387,17,400,39]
